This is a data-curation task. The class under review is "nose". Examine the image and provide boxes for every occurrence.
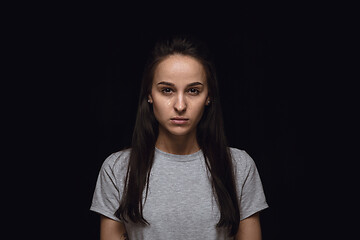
[174,93,187,113]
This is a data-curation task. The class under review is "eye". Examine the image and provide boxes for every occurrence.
[188,88,200,95]
[161,87,173,95]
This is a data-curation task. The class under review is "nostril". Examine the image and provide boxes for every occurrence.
[174,101,186,111]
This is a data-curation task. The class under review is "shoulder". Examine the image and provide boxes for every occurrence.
[228,147,256,180]
[228,147,253,168]
[100,148,131,176]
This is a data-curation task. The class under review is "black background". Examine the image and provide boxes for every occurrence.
[12,2,337,239]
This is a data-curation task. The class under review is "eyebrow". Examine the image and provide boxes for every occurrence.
[157,81,204,87]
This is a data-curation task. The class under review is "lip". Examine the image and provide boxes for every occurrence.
[170,117,189,125]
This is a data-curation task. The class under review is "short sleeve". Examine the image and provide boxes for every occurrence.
[90,153,122,222]
[231,149,269,220]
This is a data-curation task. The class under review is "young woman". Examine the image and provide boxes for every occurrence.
[91,35,268,240]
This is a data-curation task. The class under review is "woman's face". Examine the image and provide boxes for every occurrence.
[149,54,210,137]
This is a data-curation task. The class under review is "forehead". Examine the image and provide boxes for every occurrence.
[153,55,206,85]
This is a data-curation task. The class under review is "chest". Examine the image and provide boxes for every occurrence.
[142,159,220,227]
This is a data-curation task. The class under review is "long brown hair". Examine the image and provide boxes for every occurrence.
[115,35,240,237]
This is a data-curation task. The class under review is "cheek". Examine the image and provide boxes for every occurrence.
[190,100,206,119]
[152,98,172,120]
[194,105,206,119]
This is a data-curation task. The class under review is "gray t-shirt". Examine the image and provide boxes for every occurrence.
[90,147,268,239]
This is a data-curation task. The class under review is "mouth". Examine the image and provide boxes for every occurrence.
[170,117,189,125]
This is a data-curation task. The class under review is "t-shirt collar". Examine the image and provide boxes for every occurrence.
[155,147,203,162]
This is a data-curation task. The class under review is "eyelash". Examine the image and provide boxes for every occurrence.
[188,88,200,95]
[161,88,200,95]
[161,88,173,94]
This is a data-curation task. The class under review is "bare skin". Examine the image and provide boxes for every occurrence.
[100,216,128,240]
[148,54,210,155]
[235,213,262,240]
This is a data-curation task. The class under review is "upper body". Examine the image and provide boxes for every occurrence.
[91,35,268,239]
[91,147,268,240]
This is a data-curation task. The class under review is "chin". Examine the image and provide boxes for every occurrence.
[165,126,194,137]
[168,129,191,136]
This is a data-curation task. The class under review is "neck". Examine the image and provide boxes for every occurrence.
[155,127,200,155]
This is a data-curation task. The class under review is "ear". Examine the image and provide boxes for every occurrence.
[205,96,211,106]
[148,94,153,104]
